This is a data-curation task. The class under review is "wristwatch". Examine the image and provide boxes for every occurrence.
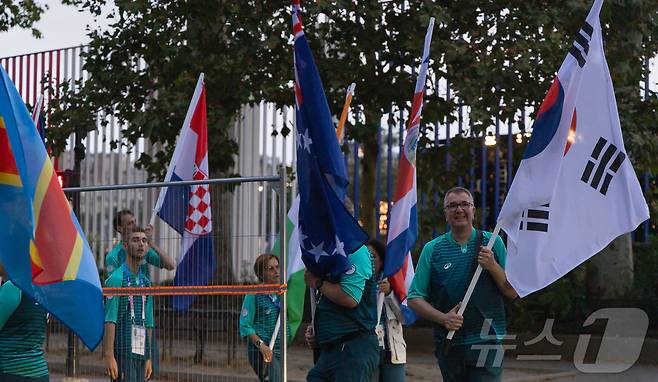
[314,278,324,290]
[256,339,264,347]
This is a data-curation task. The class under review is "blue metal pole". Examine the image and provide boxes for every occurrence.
[481,134,488,230]
[387,106,394,237]
[507,119,513,189]
[446,79,451,169]
[375,123,382,240]
[457,101,463,186]
[353,141,359,219]
[494,117,500,222]
[469,119,475,194]
[644,172,650,241]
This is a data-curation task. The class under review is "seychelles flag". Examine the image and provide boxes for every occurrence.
[0,66,104,350]
[384,18,434,325]
[153,73,215,310]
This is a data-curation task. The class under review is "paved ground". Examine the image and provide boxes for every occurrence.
[49,345,658,381]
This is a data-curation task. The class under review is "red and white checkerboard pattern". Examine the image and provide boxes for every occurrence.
[184,170,212,235]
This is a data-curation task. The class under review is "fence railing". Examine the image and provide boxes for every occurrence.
[52,174,290,381]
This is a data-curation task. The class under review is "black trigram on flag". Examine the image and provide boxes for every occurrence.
[581,137,626,195]
[569,21,593,68]
[519,204,550,232]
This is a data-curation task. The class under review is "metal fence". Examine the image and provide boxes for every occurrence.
[48,174,291,381]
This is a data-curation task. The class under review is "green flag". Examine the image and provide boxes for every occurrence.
[271,196,305,338]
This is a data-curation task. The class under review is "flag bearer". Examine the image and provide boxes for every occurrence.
[408,187,517,382]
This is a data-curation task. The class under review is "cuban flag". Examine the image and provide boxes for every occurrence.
[292,0,368,281]
[0,66,104,349]
[153,73,215,310]
[498,0,649,297]
[384,18,434,325]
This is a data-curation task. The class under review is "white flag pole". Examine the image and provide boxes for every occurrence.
[269,315,281,349]
[446,221,503,341]
[32,95,43,127]
[149,73,205,227]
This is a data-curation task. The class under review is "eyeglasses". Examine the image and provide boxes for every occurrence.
[444,201,474,211]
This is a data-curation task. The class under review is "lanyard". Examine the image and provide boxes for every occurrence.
[127,272,146,324]
[269,294,280,309]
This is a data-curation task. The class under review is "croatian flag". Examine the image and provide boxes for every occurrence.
[292,0,368,281]
[498,0,649,297]
[154,73,215,310]
[384,18,435,325]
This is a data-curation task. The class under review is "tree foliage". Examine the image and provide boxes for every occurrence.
[51,1,658,237]
[0,1,47,37]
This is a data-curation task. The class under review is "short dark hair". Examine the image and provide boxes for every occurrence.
[254,254,278,282]
[124,226,146,243]
[443,186,474,207]
[368,239,386,263]
[114,209,134,231]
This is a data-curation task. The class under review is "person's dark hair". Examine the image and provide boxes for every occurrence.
[254,254,278,282]
[368,239,387,264]
[113,209,134,231]
[443,186,474,207]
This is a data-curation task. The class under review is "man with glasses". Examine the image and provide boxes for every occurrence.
[408,186,517,382]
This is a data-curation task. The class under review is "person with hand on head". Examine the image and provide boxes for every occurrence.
[408,186,517,382]
[105,209,175,277]
[368,239,407,382]
[240,254,291,382]
[0,262,49,382]
[104,227,155,382]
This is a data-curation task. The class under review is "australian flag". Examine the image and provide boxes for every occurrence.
[292,0,368,281]
[153,73,215,310]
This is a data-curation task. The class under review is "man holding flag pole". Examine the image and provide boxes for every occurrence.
[409,0,649,380]
[289,1,378,380]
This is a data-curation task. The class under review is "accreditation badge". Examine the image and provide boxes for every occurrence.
[375,324,385,348]
[131,325,146,356]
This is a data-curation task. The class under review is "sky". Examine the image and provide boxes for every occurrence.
[0,1,101,57]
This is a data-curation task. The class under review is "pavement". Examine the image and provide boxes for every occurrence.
[45,325,658,381]
[48,345,658,382]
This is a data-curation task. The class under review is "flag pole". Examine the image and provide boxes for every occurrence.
[445,221,503,346]
[269,167,288,359]
[32,94,43,127]
[336,83,355,142]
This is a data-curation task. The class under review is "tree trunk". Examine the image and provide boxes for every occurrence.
[587,233,634,299]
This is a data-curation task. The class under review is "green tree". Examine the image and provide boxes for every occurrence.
[51,0,657,241]
[51,0,294,178]
[0,1,47,37]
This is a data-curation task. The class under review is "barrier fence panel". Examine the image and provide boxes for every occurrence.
[47,174,292,382]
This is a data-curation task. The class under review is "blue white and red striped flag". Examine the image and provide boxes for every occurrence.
[31,95,46,146]
[154,74,215,310]
[292,0,368,281]
[384,18,435,324]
